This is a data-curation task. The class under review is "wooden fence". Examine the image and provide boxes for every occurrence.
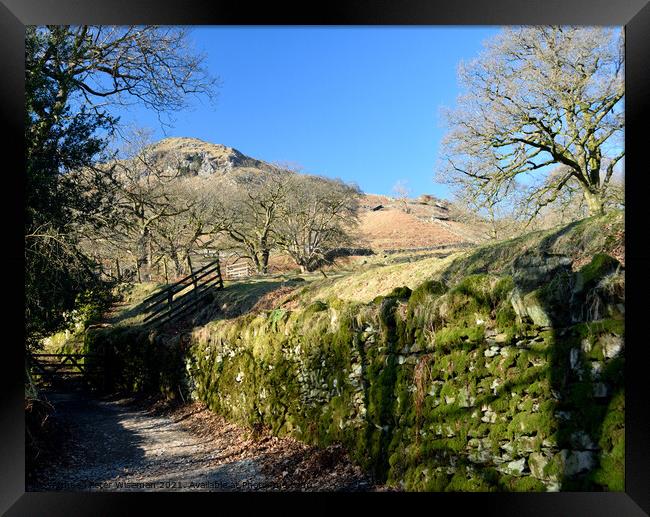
[225,262,254,280]
[141,256,224,328]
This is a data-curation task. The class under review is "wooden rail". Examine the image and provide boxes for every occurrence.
[142,255,224,328]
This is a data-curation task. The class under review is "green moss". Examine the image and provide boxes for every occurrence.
[575,253,621,293]
[573,319,624,339]
[84,324,185,397]
[304,300,328,315]
[489,396,510,413]
[589,389,625,491]
[542,452,565,481]
[446,471,495,492]
[508,409,556,437]
[492,275,515,304]
[435,324,485,350]
[495,304,518,330]
[431,436,467,453]
[269,308,287,321]
[409,280,447,305]
[423,471,451,492]
[453,274,493,308]
[386,285,413,300]
[505,476,546,492]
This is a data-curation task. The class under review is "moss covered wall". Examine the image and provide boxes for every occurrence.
[84,326,186,398]
[180,253,624,491]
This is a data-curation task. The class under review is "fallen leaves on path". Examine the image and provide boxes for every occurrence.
[28,392,397,492]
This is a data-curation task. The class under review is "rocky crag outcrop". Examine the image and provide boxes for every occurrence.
[148,137,272,178]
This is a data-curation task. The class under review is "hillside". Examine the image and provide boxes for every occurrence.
[142,137,487,252]
[216,210,624,316]
[359,208,475,250]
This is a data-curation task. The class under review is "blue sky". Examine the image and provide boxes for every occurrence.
[112,27,501,198]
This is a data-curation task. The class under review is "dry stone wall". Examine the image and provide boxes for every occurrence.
[183,255,624,491]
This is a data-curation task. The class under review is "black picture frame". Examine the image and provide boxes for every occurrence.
[2,1,648,514]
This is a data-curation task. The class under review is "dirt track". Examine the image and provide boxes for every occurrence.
[27,392,381,492]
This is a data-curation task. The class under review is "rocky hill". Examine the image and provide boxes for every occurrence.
[149,137,273,178]
[142,137,488,250]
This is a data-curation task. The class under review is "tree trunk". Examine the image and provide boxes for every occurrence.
[137,227,152,282]
[261,249,270,274]
[584,189,606,216]
[251,253,262,274]
[172,257,183,277]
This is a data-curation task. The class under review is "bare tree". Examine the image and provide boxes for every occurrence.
[516,165,589,227]
[26,25,218,341]
[150,178,223,277]
[77,146,226,282]
[28,26,217,123]
[218,168,290,274]
[103,131,195,281]
[392,180,412,213]
[276,175,361,273]
[453,188,518,241]
[438,26,624,218]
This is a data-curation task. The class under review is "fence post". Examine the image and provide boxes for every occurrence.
[216,252,224,288]
[187,255,198,298]
[167,288,173,320]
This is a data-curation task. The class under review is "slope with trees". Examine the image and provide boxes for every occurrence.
[276,175,361,272]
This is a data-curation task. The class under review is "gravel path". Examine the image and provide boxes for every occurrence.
[27,392,381,492]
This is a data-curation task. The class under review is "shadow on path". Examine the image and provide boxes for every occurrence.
[27,392,147,491]
[27,391,264,492]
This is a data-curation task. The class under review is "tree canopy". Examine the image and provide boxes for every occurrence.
[438,26,624,219]
[25,26,217,347]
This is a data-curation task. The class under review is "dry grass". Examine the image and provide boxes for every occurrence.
[301,252,461,303]
[358,208,466,250]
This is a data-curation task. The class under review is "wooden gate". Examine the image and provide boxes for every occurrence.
[225,262,253,280]
[28,353,104,390]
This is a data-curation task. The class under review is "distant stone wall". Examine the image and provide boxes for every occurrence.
[323,247,375,260]
[381,242,475,255]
